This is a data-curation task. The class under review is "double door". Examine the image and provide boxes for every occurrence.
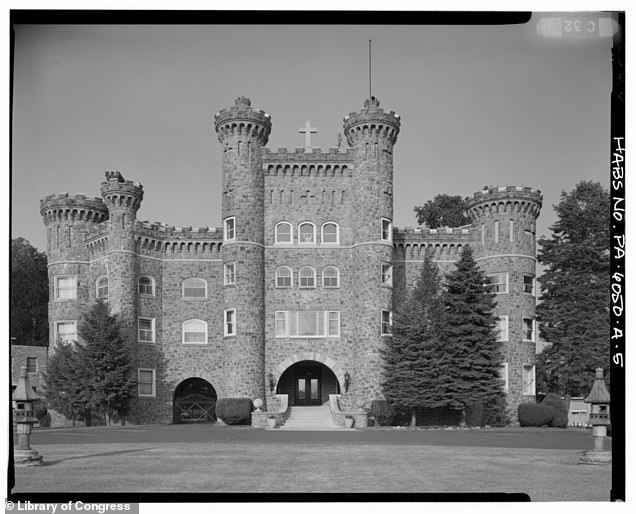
[295,365,321,405]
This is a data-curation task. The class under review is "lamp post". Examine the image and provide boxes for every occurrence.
[580,368,611,465]
[12,365,43,465]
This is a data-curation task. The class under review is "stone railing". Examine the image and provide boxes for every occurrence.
[251,394,289,429]
[329,394,368,429]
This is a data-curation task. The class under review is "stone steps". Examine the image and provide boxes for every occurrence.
[278,405,343,430]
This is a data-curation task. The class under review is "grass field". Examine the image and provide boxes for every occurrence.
[12,439,611,500]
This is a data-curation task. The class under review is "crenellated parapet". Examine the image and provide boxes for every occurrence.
[343,97,401,146]
[394,226,474,261]
[214,97,272,147]
[465,186,542,220]
[100,171,144,214]
[40,193,109,226]
[132,221,223,256]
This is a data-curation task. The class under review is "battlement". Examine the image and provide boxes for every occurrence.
[263,147,354,159]
[343,97,401,146]
[214,97,272,146]
[134,220,223,239]
[100,171,144,212]
[40,193,109,225]
[465,185,543,219]
[394,225,474,244]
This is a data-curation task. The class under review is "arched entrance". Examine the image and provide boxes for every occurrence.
[173,378,217,423]
[277,360,341,406]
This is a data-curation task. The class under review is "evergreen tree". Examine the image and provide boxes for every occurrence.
[78,301,137,424]
[382,250,443,426]
[435,245,503,423]
[11,237,49,346]
[414,194,470,229]
[536,181,610,396]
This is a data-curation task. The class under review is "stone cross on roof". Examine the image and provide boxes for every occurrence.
[299,120,317,153]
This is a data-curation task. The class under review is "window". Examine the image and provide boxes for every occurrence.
[138,276,155,296]
[274,311,340,338]
[299,266,316,288]
[55,321,77,344]
[224,217,236,241]
[495,316,509,342]
[381,309,392,335]
[381,263,393,287]
[224,309,236,336]
[523,364,536,395]
[381,218,392,241]
[55,276,77,300]
[500,363,509,393]
[138,317,155,343]
[523,274,535,295]
[494,220,499,243]
[182,319,207,344]
[275,222,293,244]
[275,266,293,288]
[321,222,339,244]
[182,278,207,298]
[522,318,535,341]
[224,262,236,286]
[26,357,37,374]
[138,368,156,397]
[298,222,315,243]
[322,266,339,288]
[96,276,108,300]
[509,220,514,242]
[486,273,508,294]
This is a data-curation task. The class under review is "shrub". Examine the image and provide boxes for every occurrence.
[369,400,394,426]
[33,399,48,420]
[465,402,484,426]
[518,402,554,427]
[541,393,568,428]
[215,398,253,425]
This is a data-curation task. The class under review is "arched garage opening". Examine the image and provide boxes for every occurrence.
[173,377,217,423]
[276,360,340,406]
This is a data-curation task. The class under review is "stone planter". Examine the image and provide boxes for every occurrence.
[267,417,277,429]
[344,416,354,429]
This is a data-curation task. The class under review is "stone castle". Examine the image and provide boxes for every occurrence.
[41,96,542,425]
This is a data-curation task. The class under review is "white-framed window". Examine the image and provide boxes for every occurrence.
[299,266,316,288]
[322,266,339,288]
[494,220,499,243]
[381,309,392,335]
[26,357,38,374]
[486,273,508,294]
[274,310,340,338]
[298,222,316,244]
[522,317,535,342]
[138,368,156,398]
[509,220,514,242]
[182,319,208,344]
[523,274,535,295]
[381,263,393,287]
[138,275,155,296]
[138,317,155,343]
[275,221,293,244]
[321,222,339,244]
[55,320,77,344]
[96,276,108,300]
[55,275,77,300]
[224,309,236,336]
[495,315,509,342]
[381,218,392,241]
[500,363,509,394]
[224,216,236,241]
[523,364,536,395]
[224,262,236,286]
[275,266,293,288]
[182,277,207,298]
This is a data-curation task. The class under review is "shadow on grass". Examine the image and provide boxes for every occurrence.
[42,447,159,466]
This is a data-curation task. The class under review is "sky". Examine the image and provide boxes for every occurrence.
[11,16,613,253]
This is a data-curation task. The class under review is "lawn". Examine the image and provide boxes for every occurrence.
[12,439,611,500]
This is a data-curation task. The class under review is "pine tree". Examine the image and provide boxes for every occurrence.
[382,250,443,426]
[436,245,504,423]
[536,181,610,396]
[78,301,137,424]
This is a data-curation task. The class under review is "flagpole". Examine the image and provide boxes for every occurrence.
[369,39,372,99]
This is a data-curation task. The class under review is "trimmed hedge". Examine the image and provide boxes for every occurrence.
[215,398,253,425]
[369,400,394,426]
[518,402,554,427]
[541,393,568,428]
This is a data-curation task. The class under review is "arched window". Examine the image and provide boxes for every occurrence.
[321,222,339,244]
[276,266,293,288]
[299,266,316,288]
[298,222,316,244]
[322,266,339,288]
[96,276,108,300]
[182,277,207,298]
[275,221,293,244]
[138,275,155,296]
[182,319,208,344]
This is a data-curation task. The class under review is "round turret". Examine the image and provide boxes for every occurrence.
[214,96,272,148]
[343,96,400,147]
[100,171,144,215]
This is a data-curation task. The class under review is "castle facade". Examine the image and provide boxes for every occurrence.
[41,97,542,424]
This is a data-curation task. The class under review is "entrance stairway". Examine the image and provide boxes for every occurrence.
[279,404,340,430]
